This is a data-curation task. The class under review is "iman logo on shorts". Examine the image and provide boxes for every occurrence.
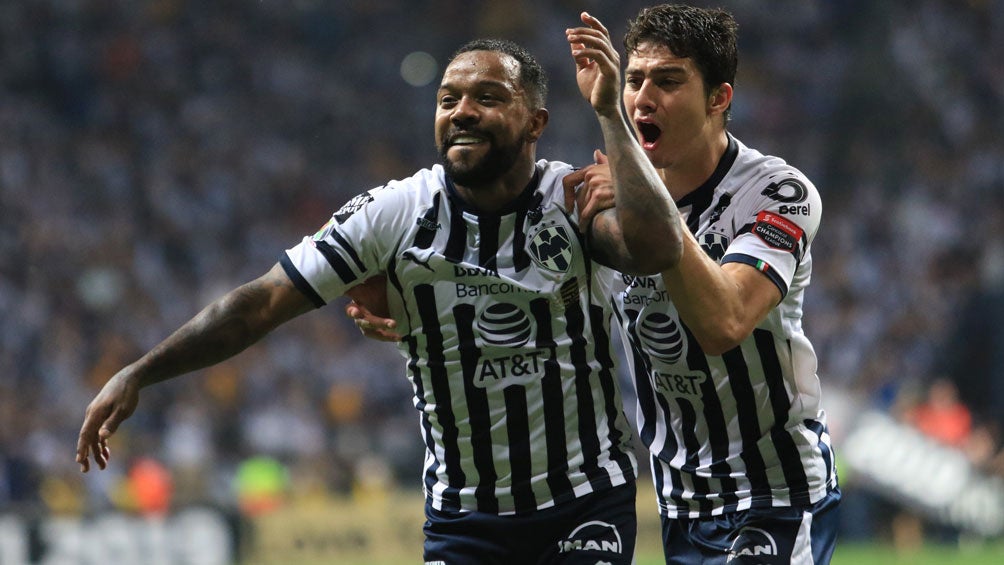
[727,526,779,562]
[557,520,623,555]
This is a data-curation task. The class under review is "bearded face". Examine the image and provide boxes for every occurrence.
[438,128,526,187]
[434,50,537,189]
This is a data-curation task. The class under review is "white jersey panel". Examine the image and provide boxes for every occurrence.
[616,136,837,519]
[284,160,636,515]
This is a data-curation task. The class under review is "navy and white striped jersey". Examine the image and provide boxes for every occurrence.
[283,160,637,515]
[614,135,838,519]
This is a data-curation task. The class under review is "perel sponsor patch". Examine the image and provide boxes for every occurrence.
[752,211,803,251]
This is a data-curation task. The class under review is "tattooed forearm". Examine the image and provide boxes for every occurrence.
[589,210,632,272]
[597,113,684,274]
[132,264,313,388]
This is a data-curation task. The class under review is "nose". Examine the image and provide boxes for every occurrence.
[631,80,657,114]
[451,96,479,126]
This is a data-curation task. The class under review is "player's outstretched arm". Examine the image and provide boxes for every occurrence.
[75,262,315,472]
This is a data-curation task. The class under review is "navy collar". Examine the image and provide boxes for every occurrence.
[675,134,739,233]
[676,134,739,208]
[444,166,543,217]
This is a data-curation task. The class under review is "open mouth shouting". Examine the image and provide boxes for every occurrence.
[636,120,662,151]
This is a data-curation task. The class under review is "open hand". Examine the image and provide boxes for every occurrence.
[566,12,622,117]
[76,371,140,472]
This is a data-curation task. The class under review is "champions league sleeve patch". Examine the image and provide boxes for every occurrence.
[752,211,803,252]
[312,216,337,241]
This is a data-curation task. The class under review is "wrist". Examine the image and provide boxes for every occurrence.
[594,106,623,121]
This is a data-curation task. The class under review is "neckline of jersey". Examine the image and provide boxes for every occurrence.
[443,166,543,218]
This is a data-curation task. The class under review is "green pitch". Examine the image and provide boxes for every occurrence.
[290,542,1004,565]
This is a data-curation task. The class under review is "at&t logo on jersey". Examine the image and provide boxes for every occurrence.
[472,303,545,389]
[527,222,573,273]
[557,520,623,556]
[476,303,531,347]
[638,312,684,364]
[653,371,707,397]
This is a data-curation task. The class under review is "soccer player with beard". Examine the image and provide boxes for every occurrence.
[76,38,685,563]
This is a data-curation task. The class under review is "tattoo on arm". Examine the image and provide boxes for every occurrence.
[136,264,313,387]
[587,209,637,272]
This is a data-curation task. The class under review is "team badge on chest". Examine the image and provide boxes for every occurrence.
[527,223,573,273]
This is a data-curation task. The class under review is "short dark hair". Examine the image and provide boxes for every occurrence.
[449,39,548,110]
[624,4,738,115]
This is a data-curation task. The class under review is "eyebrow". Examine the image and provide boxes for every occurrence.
[625,65,689,77]
[438,79,513,92]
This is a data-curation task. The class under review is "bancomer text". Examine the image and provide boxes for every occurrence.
[456,282,538,298]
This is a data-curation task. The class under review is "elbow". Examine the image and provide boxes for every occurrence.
[699,338,741,357]
[693,321,749,356]
[631,218,686,274]
[626,238,683,276]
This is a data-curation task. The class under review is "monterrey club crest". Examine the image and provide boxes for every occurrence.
[527,223,573,273]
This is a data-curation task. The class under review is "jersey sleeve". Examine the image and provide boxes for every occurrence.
[281,183,408,306]
[721,171,821,298]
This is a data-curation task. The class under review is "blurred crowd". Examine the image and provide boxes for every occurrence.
[2,0,1004,543]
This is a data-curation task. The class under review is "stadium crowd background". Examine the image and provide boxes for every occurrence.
[2,0,1004,549]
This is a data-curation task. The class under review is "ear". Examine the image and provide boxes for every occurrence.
[708,83,733,118]
[525,108,549,142]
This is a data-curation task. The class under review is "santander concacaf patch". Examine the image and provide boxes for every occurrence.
[752,211,803,251]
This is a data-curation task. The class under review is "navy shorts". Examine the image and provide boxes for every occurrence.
[422,481,637,565]
[661,488,841,565]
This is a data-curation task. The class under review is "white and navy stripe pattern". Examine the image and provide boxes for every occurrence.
[284,160,636,515]
[614,136,837,519]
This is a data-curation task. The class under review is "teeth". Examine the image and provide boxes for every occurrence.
[452,135,483,145]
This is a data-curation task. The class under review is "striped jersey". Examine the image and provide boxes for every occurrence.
[283,160,636,515]
[614,135,838,519]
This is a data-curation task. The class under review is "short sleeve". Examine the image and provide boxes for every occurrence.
[282,183,409,305]
[721,172,821,298]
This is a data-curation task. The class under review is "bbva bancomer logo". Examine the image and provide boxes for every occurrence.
[557,520,623,555]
